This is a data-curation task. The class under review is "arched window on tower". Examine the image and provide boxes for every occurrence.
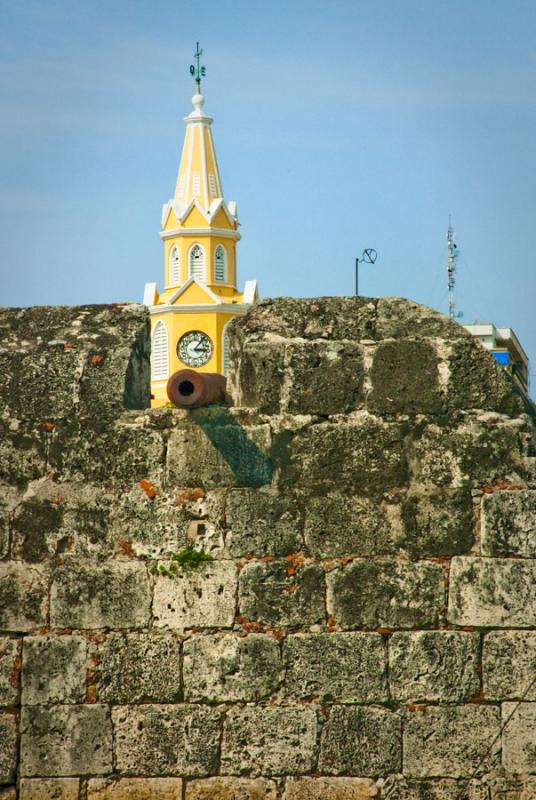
[222,321,231,377]
[169,246,180,286]
[214,245,227,282]
[151,320,169,381]
[189,244,205,281]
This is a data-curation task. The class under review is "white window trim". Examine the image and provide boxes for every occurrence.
[169,246,180,286]
[214,244,228,283]
[222,320,232,377]
[188,242,206,282]
[151,320,169,381]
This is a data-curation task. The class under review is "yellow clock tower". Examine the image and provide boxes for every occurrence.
[144,44,258,407]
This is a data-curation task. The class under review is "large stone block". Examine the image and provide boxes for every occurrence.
[0,423,47,488]
[411,417,526,489]
[284,778,378,799]
[0,304,150,422]
[166,415,272,489]
[481,490,536,557]
[377,776,487,799]
[51,560,151,629]
[502,703,536,774]
[483,631,536,700]
[400,489,473,558]
[22,635,86,704]
[0,564,48,632]
[0,638,20,706]
[109,488,190,559]
[153,562,237,630]
[87,778,183,799]
[389,631,480,702]
[448,557,536,627]
[368,339,441,415]
[326,559,444,630]
[303,494,399,558]
[282,416,408,498]
[0,485,20,559]
[185,778,277,799]
[283,632,387,702]
[94,633,181,704]
[0,713,17,784]
[49,418,166,486]
[238,560,325,628]
[221,706,317,776]
[183,633,281,703]
[20,705,112,777]
[447,337,519,413]
[318,706,401,776]
[403,706,500,777]
[225,489,303,557]
[284,341,365,416]
[19,779,79,800]
[112,705,221,776]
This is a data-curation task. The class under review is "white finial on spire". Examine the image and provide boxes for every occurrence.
[192,92,205,113]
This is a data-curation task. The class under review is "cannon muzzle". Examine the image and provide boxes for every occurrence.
[166,369,227,409]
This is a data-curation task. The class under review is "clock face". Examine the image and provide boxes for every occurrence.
[177,330,213,367]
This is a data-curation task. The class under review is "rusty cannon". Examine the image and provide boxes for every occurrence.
[166,369,227,409]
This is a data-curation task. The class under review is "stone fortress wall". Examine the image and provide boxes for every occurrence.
[0,297,535,799]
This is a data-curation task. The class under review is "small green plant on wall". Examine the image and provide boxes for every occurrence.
[149,544,213,578]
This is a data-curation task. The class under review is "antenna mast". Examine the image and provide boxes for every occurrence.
[447,219,459,320]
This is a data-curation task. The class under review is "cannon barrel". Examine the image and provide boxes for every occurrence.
[166,369,227,409]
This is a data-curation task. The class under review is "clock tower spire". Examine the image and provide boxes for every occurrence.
[143,44,258,408]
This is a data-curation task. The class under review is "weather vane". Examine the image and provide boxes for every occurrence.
[190,42,206,92]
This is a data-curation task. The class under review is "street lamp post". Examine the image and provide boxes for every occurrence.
[355,248,378,296]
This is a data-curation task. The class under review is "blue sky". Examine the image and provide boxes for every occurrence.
[1,1,535,381]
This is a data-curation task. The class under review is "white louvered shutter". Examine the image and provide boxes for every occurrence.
[169,246,180,286]
[151,321,168,380]
[189,245,205,281]
[214,245,226,282]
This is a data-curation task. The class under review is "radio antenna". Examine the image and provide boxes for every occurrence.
[447,218,459,320]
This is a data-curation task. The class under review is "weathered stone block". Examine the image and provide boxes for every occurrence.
[374,297,466,342]
[228,340,285,414]
[318,706,401,776]
[238,560,325,628]
[19,779,79,800]
[153,562,236,630]
[87,778,183,799]
[285,341,365,416]
[327,559,444,629]
[94,633,181,703]
[404,706,500,777]
[448,557,536,627]
[502,703,536,774]
[11,478,115,561]
[225,490,303,557]
[183,633,281,702]
[50,419,166,486]
[109,488,189,559]
[0,564,48,632]
[166,416,272,489]
[304,494,399,558]
[0,713,17,784]
[20,704,112,777]
[0,638,20,706]
[481,490,536,557]
[282,416,408,498]
[377,776,487,799]
[483,631,536,700]
[0,789,15,800]
[112,705,221,776]
[447,337,518,413]
[400,489,473,558]
[50,560,151,629]
[0,304,150,422]
[411,417,526,489]
[283,632,387,702]
[368,339,441,415]
[0,423,46,487]
[284,778,378,799]
[389,631,480,702]
[221,706,316,776]
[185,778,277,799]
[22,635,86,704]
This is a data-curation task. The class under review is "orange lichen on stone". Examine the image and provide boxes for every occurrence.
[139,480,156,499]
